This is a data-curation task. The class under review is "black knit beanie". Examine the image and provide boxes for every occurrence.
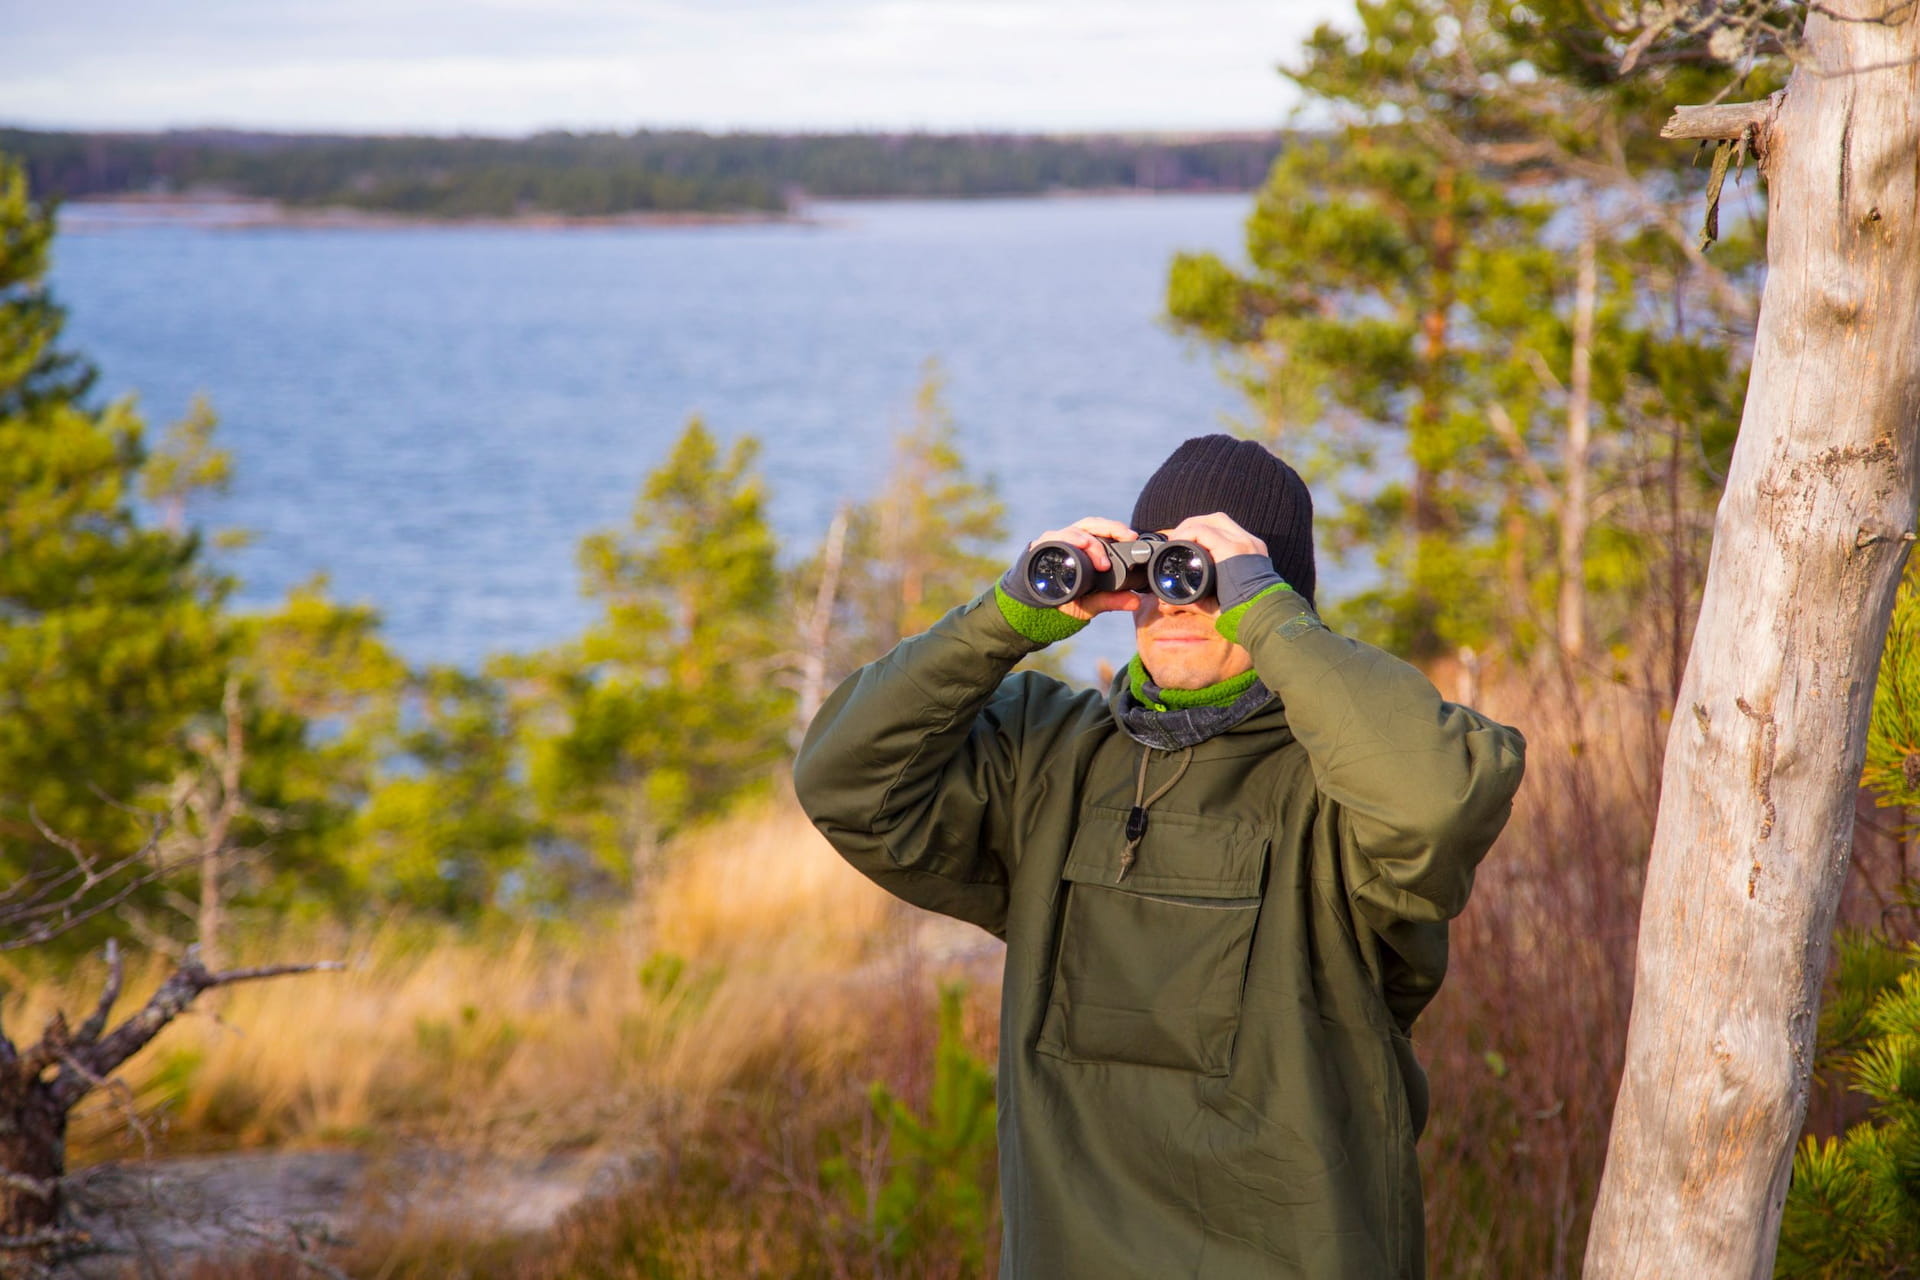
[1130,435,1316,606]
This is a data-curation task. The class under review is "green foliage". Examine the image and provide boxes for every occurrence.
[0,153,235,896]
[1173,133,1555,654]
[1167,0,1756,657]
[808,361,1009,677]
[619,952,726,1060]
[520,418,794,879]
[1777,904,1920,1278]
[350,666,534,914]
[219,577,410,910]
[823,984,998,1274]
[0,157,91,415]
[6,127,1283,218]
[1863,556,1920,817]
[140,393,232,534]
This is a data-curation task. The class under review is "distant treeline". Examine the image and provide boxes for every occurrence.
[0,127,1286,218]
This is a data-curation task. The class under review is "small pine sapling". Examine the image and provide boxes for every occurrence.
[824,983,997,1274]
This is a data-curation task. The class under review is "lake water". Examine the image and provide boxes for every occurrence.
[51,194,1280,679]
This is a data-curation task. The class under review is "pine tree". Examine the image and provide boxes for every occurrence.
[846,362,1007,647]
[1776,910,1920,1277]
[522,418,793,884]
[215,578,538,920]
[1784,577,1920,1272]
[1862,557,1920,822]
[792,362,1012,730]
[0,154,233,897]
[1172,135,1555,655]
[349,665,533,914]
[823,984,999,1273]
[1167,0,1753,660]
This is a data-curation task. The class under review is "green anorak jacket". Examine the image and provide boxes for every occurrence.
[795,585,1525,1279]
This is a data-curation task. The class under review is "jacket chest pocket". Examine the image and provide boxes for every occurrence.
[1037,806,1268,1077]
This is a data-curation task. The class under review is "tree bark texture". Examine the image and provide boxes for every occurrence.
[0,950,335,1261]
[1584,7,1920,1278]
[0,1072,66,1241]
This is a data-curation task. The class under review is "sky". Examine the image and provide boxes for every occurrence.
[0,0,1353,136]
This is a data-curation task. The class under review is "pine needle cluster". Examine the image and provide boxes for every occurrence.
[1776,912,1920,1278]
[1776,564,1920,1277]
[1862,557,1920,820]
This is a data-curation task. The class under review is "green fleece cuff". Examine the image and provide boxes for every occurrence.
[1127,656,1262,711]
[1214,582,1290,644]
[994,582,1089,646]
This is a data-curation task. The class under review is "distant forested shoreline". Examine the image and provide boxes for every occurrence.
[0,127,1286,219]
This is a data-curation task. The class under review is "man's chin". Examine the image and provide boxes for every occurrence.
[1139,653,1217,691]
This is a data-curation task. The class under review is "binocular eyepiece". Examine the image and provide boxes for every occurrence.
[1019,534,1216,606]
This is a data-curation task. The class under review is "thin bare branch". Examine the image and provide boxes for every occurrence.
[53,1049,157,1159]
[1620,13,1677,74]
[1523,348,1568,398]
[48,952,340,1109]
[1,814,195,952]
[27,808,101,870]
[212,960,346,984]
[1485,402,1557,498]
[71,940,123,1047]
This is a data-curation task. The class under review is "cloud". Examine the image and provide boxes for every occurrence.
[1,0,1350,133]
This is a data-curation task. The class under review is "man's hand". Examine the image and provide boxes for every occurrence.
[1027,517,1143,622]
[1163,512,1269,566]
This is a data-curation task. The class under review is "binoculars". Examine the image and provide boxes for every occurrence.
[1018,534,1215,606]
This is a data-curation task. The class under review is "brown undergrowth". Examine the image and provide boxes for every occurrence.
[20,670,1910,1278]
[1417,664,1659,1277]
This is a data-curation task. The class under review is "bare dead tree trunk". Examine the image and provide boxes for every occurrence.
[1558,204,1597,660]
[793,505,849,748]
[196,676,245,975]
[1409,165,1460,660]
[1584,7,1920,1276]
[0,944,337,1263]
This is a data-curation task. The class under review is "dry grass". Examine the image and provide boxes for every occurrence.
[18,664,1909,1278]
[1417,663,1662,1277]
[5,794,911,1165]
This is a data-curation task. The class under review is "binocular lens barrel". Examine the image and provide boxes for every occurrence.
[1018,536,1215,606]
[1024,545,1085,605]
[1152,545,1213,605]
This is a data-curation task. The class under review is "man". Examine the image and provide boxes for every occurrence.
[795,435,1525,1278]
